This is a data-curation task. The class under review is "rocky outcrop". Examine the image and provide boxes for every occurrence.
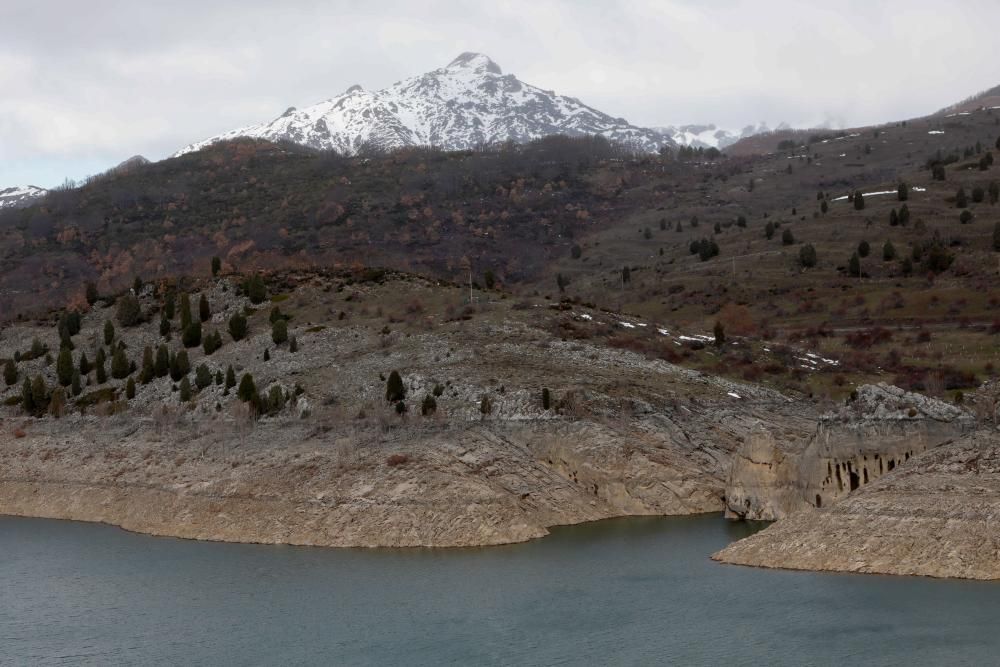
[714,429,1000,579]
[724,384,974,520]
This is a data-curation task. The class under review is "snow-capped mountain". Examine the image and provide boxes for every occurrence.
[176,52,675,156]
[654,122,779,150]
[0,185,47,210]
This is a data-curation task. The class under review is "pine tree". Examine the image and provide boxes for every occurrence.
[215,370,223,385]
[30,375,48,415]
[271,319,288,345]
[237,373,257,402]
[85,281,99,305]
[268,385,285,413]
[160,315,170,338]
[179,293,193,331]
[542,388,551,410]
[95,348,107,384]
[71,369,81,397]
[164,291,176,320]
[853,191,865,210]
[115,294,141,327]
[246,275,267,304]
[820,200,828,214]
[21,377,33,414]
[899,204,911,226]
[713,321,725,347]
[111,347,130,379]
[155,344,170,378]
[858,240,871,258]
[764,221,775,239]
[883,240,896,261]
[781,228,795,245]
[889,208,899,226]
[263,348,270,362]
[289,336,298,353]
[993,222,1000,251]
[386,370,405,402]
[179,377,192,402]
[195,364,212,390]
[126,377,136,399]
[849,252,861,277]
[78,351,91,376]
[169,350,190,382]
[228,313,248,341]
[4,359,17,386]
[199,294,211,322]
[799,244,817,268]
[182,319,202,348]
[225,365,236,390]
[956,187,968,208]
[421,394,437,416]
[211,256,221,277]
[57,347,74,386]
[104,319,115,346]
[140,346,154,383]
[897,182,909,201]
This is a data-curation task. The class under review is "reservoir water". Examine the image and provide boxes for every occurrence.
[2,514,999,666]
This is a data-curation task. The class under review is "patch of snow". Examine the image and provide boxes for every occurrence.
[727,392,742,399]
[928,130,945,135]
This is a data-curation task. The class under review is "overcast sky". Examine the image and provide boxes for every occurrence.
[3,0,998,188]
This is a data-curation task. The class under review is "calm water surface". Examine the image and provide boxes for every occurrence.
[2,514,999,666]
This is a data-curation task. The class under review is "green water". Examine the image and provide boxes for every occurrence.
[2,514,998,666]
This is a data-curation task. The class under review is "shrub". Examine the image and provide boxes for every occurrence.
[225,365,236,390]
[882,240,896,261]
[386,370,405,402]
[848,252,861,277]
[858,240,871,258]
[960,210,973,224]
[897,182,908,201]
[479,395,493,417]
[289,336,298,353]
[126,377,136,399]
[386,454,409,466]
[395,400,407,416]
[211,256,221,276]
[781,228,794,245]
[853,191,865,210]
[972,186,985,203]
[85,282,99,305]
[764,221,775,239]
[245,274,267,304]
[956,187,968,208]
[421,395,437,416]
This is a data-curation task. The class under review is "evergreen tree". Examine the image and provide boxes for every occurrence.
[781,228,795,245]
[849,252,861,277]
[622,266,631,284]
[115,294,141,327]
[30,375,48,415]
[858,240,871,258]
[95,348,107,384]
[990,181,1000,205]
[263,348,270,362]
[421,394,437,416]
[932,163,946,181]
[899,204,911,226]
[994,222,1000,251]
[386,370,405,402]
[78,351,91,376]
[764,221,775,239]
[21,377,33,414]
[179,293,192,330]
[889,208,899,226]
[237,373,257,402]
[140,346,154,383]
[897,182,909,201]
[246,274,267,304]
[225,365,236,391]
[169,350,190,382]
[104,319,115,346]
[228,313,248,341]
[126,377,136,399]
[960,210,973,224]
[58,323,74,351]
[85,281,99,305]
[71,369,81,397]
[199,294,211,322]
[179,377,192,402]
[268,385,285,413]
[542,388,551,410]
[820,200,828,214]
[111,347,130,379]
[4,359,18,386]
[853,190,865,210]
[956,187,968,208]
[56,347,73,386]
[713,321,725,347]
[798,244,817,268]
[182,319,202,348]
[289,336,298,353]
[160,315,171,338]
[883,240,897,261]
[155,344,170,378]
[133,276,143,294]
[973,186,986,203]
[271,319,288,345]
[211,256,221,276]
[215,370,223,385]
[195,364,212,390]
[164,291,176,320]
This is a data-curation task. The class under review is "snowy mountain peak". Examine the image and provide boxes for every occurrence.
[445,52,502,75]
[0,184,48,210]
[175,53,674,157]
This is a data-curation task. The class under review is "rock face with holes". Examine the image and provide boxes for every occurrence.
[714,428,1000,580]
[724,384,975,520]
